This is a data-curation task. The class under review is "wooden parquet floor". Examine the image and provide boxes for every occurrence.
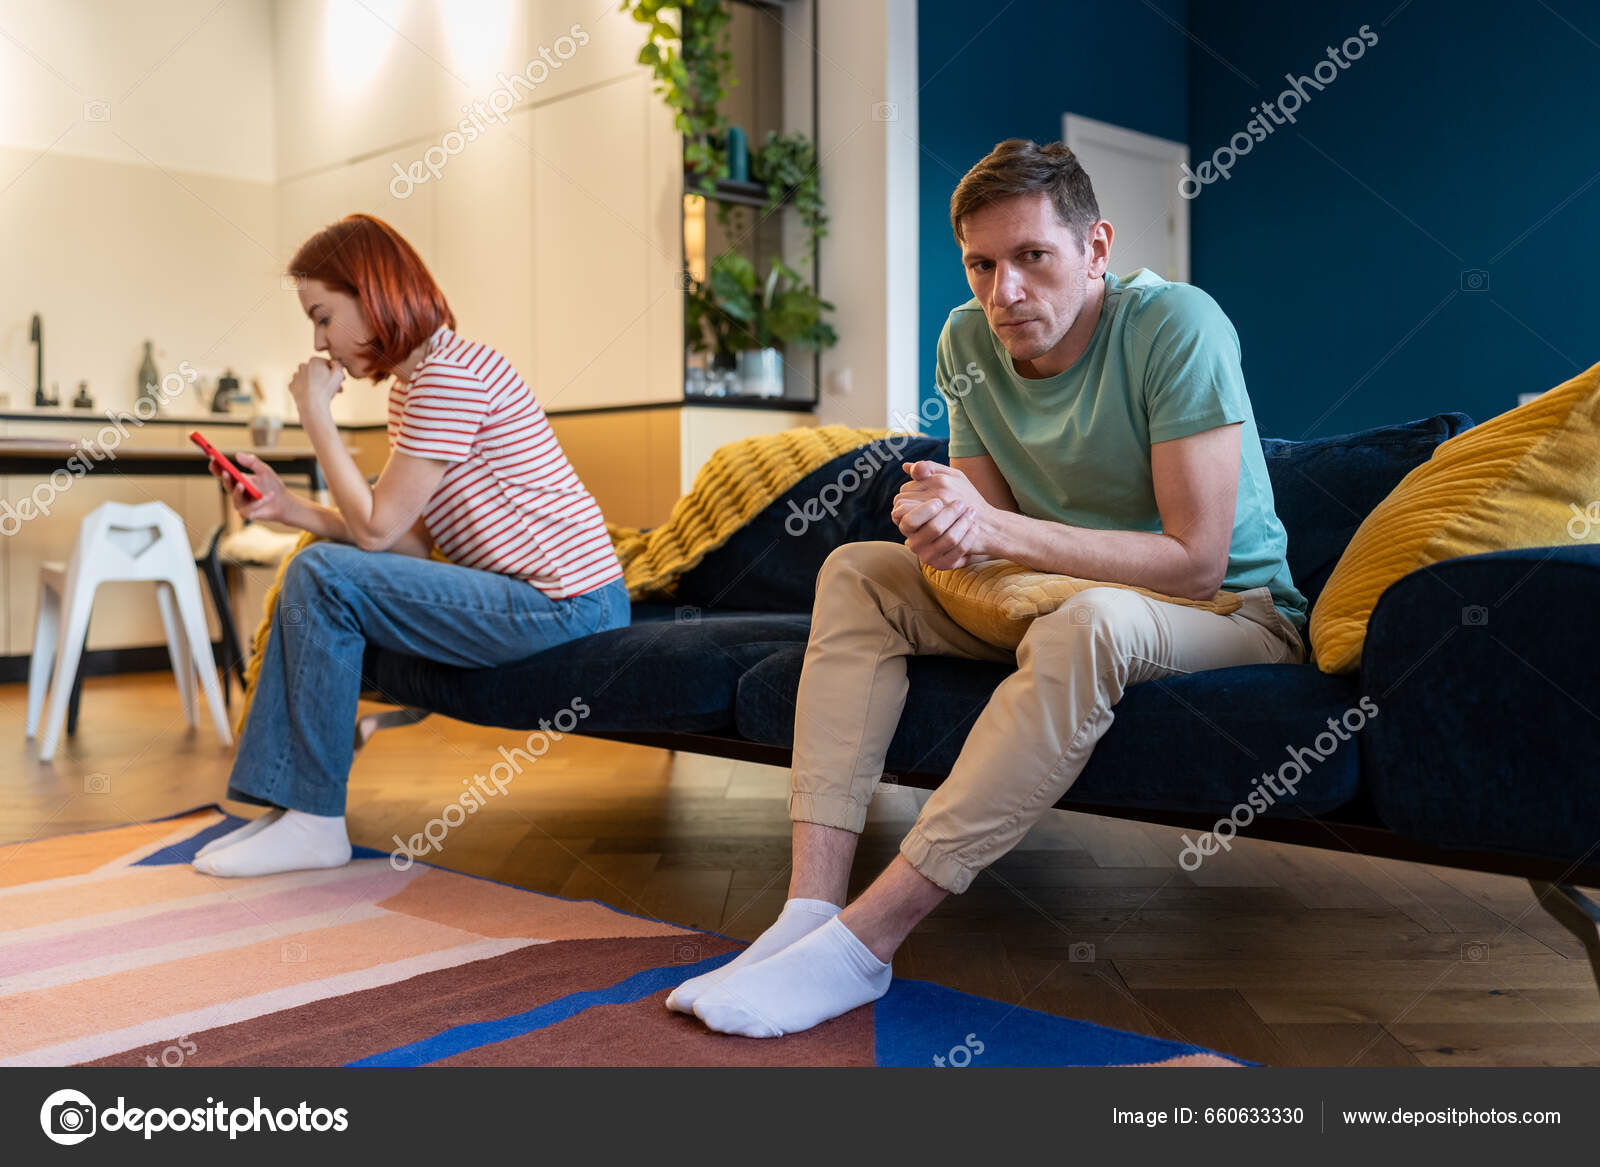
[5,672,1599,1066]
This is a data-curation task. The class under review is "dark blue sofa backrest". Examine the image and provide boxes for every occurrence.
[671,415,1472,613]
[1261,412,1472,609]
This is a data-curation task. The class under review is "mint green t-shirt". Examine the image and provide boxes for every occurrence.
[937,268,1308,631]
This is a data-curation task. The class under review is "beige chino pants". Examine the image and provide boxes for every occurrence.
[788,541,1306,893]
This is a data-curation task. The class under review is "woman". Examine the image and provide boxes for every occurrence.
[193,213,629,878]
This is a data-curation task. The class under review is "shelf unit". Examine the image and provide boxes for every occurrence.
[679,0,822,410]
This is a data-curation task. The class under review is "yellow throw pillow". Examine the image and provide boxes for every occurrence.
[1310,360,1600,674]
[921,558,1245,651]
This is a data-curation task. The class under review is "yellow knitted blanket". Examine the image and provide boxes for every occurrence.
[233,424,895,732]
[607,424,894,597]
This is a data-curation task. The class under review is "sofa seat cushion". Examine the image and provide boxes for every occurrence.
[735,644,1364,817]
[363,611,812,734]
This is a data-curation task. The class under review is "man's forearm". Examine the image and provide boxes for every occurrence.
[982,509,1222,600]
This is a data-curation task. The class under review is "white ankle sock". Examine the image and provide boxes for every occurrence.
[665,898,840,1015]
[194,809,284,859]
[692,915,891,1037]
[192,809,351,878]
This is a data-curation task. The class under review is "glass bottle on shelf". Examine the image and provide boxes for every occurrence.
[136,340,161,413]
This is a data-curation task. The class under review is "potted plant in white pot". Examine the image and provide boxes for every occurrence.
[688,253,836,398]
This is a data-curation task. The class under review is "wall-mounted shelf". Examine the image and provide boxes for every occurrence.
[688,175,770,207]
[679,0,821,411]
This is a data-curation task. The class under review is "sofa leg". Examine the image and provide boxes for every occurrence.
[1528,880,1600,992]
[353,707,431,755]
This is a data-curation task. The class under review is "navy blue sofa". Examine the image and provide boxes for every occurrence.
[361,418,1600,942]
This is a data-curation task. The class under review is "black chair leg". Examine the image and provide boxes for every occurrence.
[66,626,90,735]
[1529,880,1600,995]
[197,545,246,707]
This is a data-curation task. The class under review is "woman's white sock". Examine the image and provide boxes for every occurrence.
[192,809,351,878]
[194,808,285,859]
[665,897,840,1014]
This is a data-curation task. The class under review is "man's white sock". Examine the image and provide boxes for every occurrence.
[692,915,891,1037]
[192,809,351,878]
[194,809,284,859]
[665,897,840,1014]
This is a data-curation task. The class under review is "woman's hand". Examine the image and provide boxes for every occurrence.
[288,357,345,418]
[212,451,297,525]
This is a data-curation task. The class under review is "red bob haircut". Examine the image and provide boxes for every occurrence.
[287,214,454,379]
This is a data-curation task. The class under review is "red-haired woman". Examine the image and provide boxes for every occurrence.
[193,213,628,878]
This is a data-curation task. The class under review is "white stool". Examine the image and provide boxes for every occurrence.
[26,500,234,761]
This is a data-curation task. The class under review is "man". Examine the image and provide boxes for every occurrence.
[668,138,1308,1036]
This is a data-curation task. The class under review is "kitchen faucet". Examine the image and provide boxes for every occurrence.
[29,313,57,407]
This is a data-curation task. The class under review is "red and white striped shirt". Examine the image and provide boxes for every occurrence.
[387,325,623,599]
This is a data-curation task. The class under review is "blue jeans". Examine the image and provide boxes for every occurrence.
[226,542,630,815]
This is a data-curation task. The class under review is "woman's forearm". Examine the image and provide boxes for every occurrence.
[286,495,433,558]
[300,409,441,552]
[286,494,353,542]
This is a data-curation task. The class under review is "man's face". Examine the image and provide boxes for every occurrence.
[960,192,1103,367]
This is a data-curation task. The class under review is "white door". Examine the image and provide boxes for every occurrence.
[1062,114,1189,283]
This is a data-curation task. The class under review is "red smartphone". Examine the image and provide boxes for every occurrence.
[189,430,264,501]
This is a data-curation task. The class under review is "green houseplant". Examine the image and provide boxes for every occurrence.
[749,129,827,244]
[686,252,836,397]
[627,2,837,394]
[622,0,734,192]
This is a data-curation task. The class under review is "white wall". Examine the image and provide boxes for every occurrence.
[1,0,912,429]
[0,0,279,415]
[271,0,682,423]
[814,0,919,431]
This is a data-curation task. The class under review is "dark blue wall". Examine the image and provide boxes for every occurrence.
[915,0,1600,440]
[1188,0,1600,438]
[916,0,1189,434]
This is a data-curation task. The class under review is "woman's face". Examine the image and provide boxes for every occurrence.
[297,279,374,377]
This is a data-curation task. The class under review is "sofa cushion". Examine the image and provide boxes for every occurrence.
[1261,412,1473,611]
[363,611,811,734]
[736,645,1364,818]
[671,434,947,612]
[920,557,1245,650]
[1311,365,1600,673]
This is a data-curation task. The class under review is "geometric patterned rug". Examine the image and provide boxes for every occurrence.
[0,808,1246,1068]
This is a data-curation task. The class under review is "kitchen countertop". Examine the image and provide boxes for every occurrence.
[0,409,388,429]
